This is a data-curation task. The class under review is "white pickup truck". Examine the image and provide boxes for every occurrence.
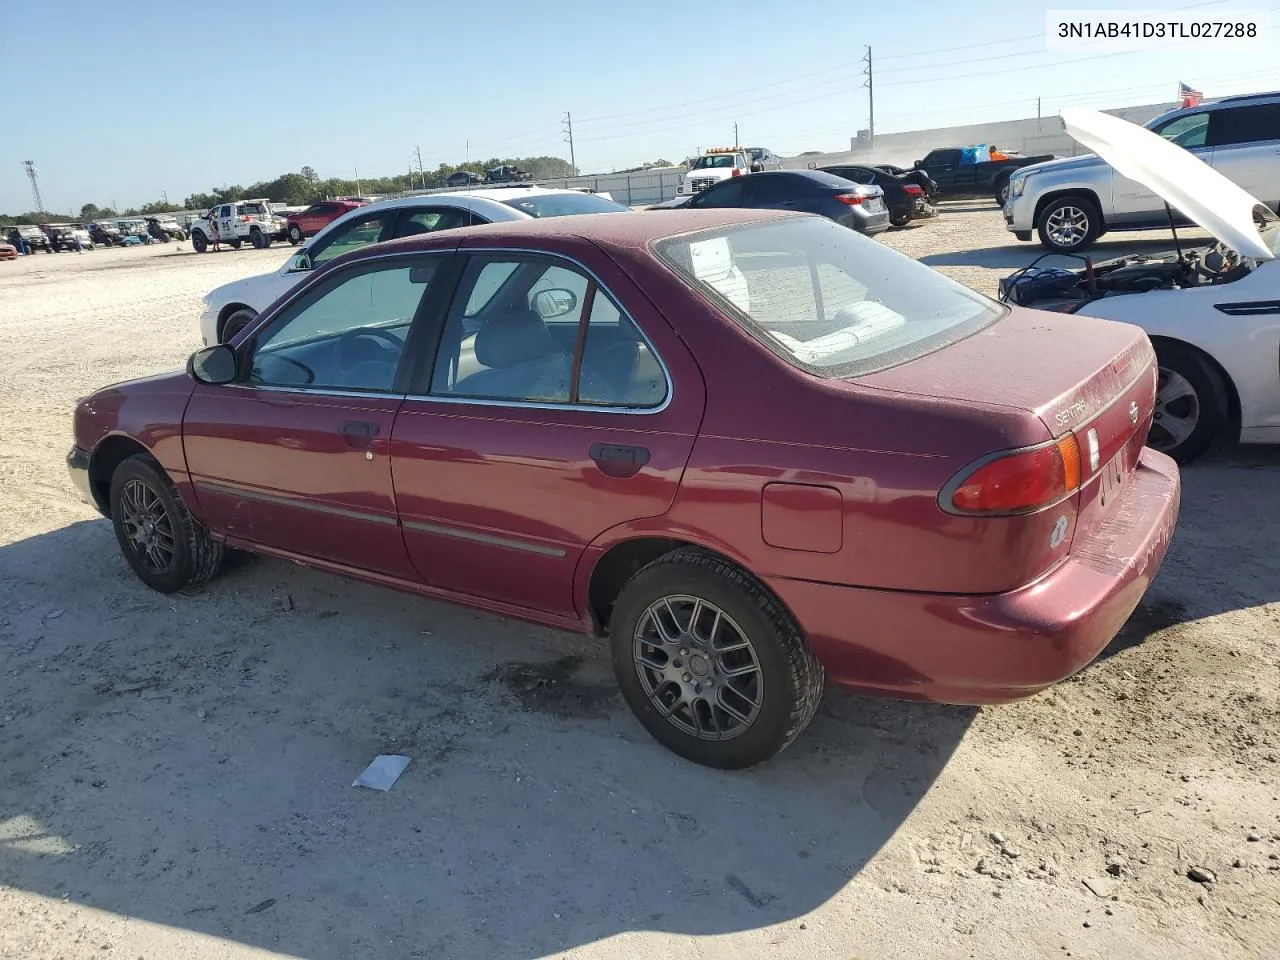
[189,199,289,252]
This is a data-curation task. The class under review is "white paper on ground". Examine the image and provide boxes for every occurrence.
[352,754,410,791]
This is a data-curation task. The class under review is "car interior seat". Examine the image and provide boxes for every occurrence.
[455,308,571,401]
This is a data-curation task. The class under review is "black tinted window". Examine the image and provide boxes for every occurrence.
[501,193,631,217]
[1210,104,1280,147]
[693,178,750,207]
[746,176,798,204]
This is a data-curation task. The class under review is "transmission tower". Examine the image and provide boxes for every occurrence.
[23,161,44,213]
[862,47,874,150]
[562,112,576,175]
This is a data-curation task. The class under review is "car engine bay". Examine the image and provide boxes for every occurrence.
[998,239,1262,313]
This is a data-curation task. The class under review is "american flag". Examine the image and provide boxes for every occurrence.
[1179,82,1203,108]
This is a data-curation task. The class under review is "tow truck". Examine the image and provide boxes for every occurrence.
[677,147,754,196]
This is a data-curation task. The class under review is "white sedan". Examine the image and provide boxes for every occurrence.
[1002,108,1280,463]
[200,187,632,345]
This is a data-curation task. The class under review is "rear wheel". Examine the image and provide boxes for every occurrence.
[228,238,242,250]
[889,208,912,227]
[1149,342,1229,463]
[220,307,258,343]
[609,548,824,769]
[109,455,224,593]
[1036,196,1100,253]
[288,224,303,244]
[191,230,208,253]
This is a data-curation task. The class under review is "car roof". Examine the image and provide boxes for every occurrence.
[353,208,795,260]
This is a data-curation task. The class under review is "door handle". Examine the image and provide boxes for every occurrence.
[589,443,650,479]
[340,420,380,449]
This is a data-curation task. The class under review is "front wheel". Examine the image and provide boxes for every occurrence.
[191,230,208,253]
[220,307,258,343]
[228,238,242,250]
[250,228,269,249]
[288,224,303,245]
[109,455,224,593]
[1149,342,1230,463]
[1036,196,1100,253]
[609,549,824,769]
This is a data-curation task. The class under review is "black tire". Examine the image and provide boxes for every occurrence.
[250,228,268,249]
[108,455,224,593]
[220,307,258,343]
[288,224,303,245]
[1036,195,1101,253]
[228,238,242,250]
[608,548,824,769]
[1149,341,1230,463]
[994,173,1012,206]
[191,230,208,253]
[889,209,912,227]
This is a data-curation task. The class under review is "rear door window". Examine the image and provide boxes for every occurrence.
[1209,104,1280,146]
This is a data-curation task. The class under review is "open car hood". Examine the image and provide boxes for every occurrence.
[1061,107,1278,260]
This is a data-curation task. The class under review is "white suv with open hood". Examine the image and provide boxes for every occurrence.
[999,107,1280,463]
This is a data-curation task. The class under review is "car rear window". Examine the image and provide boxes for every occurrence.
[654,216,1003,377]
[501,193,631,218]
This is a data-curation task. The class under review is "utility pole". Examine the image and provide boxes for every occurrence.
[734,122,739,148]
[23,161,44,213]
[862,46,875,150]
[162,190,169,206]
[563,112,576,175]
[414,145,426,189]
[355,167,362,197]
[1037,97,1042,131]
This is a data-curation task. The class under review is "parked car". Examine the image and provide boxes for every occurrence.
[666,170,890,236]
[873,164,940,200]
[7,224,51,253]
[0,240,16,261]
[915,145,1054,204]
[446,171,484,188]
[1006,91,1280,253]
[146,215,186,241]
[201,187,634,343]
[89,221,123,246]
[189,199,287,252]
[117,219,152,243]
[1001,106,1280,464]
[69,208,1180,769]
[821,164,933,226]
[285,200,366,245]
[42,223,78,251]
[745,146,784,172]
[484,164,533,184]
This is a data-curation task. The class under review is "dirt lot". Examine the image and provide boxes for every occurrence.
[1,211,1277,960]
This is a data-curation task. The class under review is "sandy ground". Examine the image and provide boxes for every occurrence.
[1,213,1277,960]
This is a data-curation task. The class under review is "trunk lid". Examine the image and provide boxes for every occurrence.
[855,306,1158,590]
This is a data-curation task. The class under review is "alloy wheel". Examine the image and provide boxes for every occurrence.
[119,478,176,574]
[632,595,763,740]
[1045,205,1090,247]
[1149,366,1200,453]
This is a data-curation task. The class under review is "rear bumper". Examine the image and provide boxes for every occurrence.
[767,447,1180,705]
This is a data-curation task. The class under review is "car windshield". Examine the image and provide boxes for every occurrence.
[691,155,738,170]
[654,216,1003,377]
[501,193,631,217]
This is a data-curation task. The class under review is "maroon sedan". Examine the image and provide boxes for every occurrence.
[286,200,366,245]
[0,240,17,261]
[68,209,1180,768]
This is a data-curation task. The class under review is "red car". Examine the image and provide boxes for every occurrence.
[286,200,365,245]
[67,209,1180,769]
[0,240,16,261]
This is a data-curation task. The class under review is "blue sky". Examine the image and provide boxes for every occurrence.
[2,0,1279,213]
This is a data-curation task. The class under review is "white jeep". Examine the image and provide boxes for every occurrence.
[189,199,288,252]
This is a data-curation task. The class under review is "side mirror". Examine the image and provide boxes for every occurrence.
[187,344,238,385]
[532,287,579,319]
[289,250,312,272]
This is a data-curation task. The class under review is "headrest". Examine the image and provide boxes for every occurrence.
[473,309,556,369]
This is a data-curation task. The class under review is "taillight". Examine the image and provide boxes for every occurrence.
[732,168,742,177]
[903,184,924,196]
[835,193,865,206]
[944,435,1082,516]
